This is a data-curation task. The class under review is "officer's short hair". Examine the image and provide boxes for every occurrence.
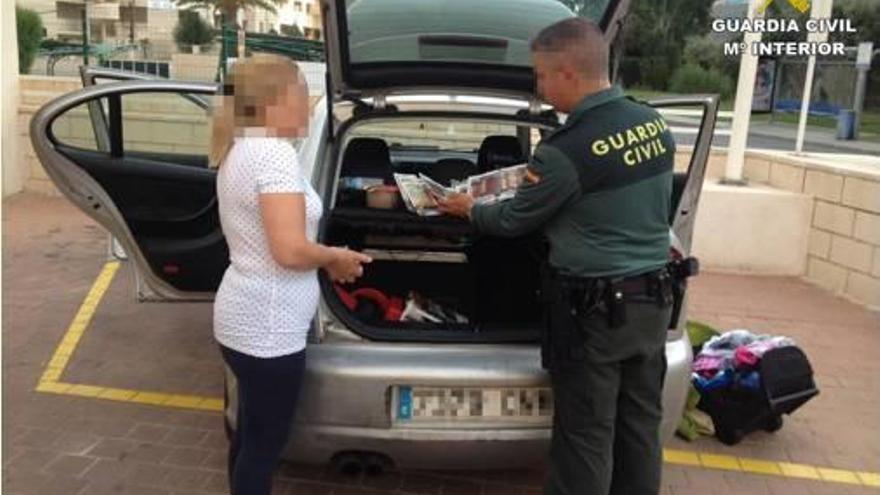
[530,17,608,79]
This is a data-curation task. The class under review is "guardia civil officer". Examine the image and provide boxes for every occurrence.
[436,17,677,495]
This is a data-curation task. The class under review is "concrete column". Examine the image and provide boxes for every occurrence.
[2,1,25,197]
[723,0,762,185]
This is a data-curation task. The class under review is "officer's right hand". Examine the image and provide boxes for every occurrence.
[434,192,474,218]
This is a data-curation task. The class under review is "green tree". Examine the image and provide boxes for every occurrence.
[682,34,740,77]
[556,0,611,20]
[174,10,215,51]
[761,1,809,44]
[16,6,44,74]
[620,0,713,90]
[759,0,880,45]
[174,0,288,28]
[829,0,880,46]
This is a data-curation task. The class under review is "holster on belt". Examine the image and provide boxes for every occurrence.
[545,265,679,326]
[666,256,700,329]
[537,263,556,370]
[538,262,688,370]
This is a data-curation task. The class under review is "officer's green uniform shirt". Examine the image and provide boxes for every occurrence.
[471,86,675,278]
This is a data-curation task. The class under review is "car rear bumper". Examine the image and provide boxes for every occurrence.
[227,336,692,469]
[284,424,550,469]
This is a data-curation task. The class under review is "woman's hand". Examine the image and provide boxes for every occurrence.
[326,247,373,284]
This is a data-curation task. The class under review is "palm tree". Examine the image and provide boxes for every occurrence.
[173,0,288,28]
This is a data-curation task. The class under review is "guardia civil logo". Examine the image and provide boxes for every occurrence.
[758,0,810,14]
[590,118,671,167]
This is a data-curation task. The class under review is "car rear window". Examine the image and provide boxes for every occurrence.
[345,0,610,67]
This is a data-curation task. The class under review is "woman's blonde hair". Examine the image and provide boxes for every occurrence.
[209,53,308,168]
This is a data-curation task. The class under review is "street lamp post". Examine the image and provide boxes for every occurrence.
[852,42,874,140]
[128,0,138,61]
[81,0,91,66]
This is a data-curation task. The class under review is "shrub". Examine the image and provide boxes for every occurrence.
[638,56,675,92]
[17,6,44,74]
[174,10,214,52]
[280,23,303,38]
[682,35,740,76]
[670,64,734,99]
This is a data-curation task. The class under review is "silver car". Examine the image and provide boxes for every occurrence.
[31,0,718,472]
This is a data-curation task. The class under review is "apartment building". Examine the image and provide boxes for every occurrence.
[276,0,322,39]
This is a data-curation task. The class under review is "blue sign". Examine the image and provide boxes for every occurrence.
[397,386,413,421]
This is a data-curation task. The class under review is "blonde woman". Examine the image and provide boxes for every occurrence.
[210,54,371,494]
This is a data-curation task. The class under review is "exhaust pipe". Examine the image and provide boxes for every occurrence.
[331,452,364,477]
[363,452,391,476]
[331,451,394,477]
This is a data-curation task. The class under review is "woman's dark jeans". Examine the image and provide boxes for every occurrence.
[220,345,306,495]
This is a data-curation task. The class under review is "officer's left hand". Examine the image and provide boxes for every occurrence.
[434,192,474,218]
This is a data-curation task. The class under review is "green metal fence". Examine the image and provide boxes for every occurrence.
[216,24,325,81]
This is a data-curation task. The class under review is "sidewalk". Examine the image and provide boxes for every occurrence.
[748,120,880,155]
[665,114,880,155]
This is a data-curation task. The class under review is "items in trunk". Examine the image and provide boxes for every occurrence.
[400,291,469,324]
[366,185,402,210]
[335,284,468,326]
[334,285,404,322]
[338,177,387,208]
[394,173,445,216]
[393,163,527,216]
[466,164,527,204]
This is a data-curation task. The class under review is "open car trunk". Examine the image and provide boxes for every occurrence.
[316,92,718,343]
[322,206,546,343]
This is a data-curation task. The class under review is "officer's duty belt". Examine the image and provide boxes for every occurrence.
[549,267,668,295]
[544,266,676,329]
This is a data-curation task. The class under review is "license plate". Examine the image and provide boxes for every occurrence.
[394,386,552,424]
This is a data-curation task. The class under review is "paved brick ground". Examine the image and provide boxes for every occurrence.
[3,192,879,494]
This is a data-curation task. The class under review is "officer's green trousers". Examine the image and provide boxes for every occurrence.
[543,297,671,495]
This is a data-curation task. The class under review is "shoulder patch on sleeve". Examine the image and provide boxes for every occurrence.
[524,167,541,184]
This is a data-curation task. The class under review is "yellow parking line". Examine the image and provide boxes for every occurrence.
[663,449,879,487]
[858,472,880,487]
[699,453,741,471]
[35,382,224,412]
[34,263,880,486]
[779,462,822,480]
[37,261,120,383]
[663,449,700,466]
[817,468,861,485]
[35,261,223,413]
[738,457,783,476]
